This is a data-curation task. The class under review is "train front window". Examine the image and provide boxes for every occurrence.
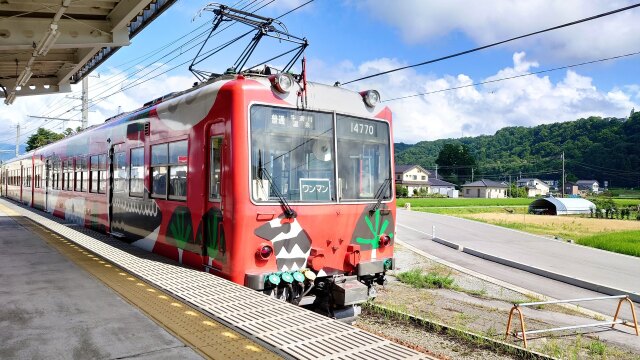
[250,105,335,203]
[336,115,391,201]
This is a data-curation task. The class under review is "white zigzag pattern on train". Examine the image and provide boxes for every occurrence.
[113,198,159,217]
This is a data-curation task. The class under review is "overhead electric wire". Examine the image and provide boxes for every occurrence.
[383,50,640,102]
[68,0,311,117]
[340,3,640,85]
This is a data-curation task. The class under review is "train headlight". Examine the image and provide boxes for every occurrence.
[269,73,294,93]
[360,90,380,107]
[379,234,391,247]
[257,244,274,260]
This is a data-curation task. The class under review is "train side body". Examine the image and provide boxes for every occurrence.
[1,74,395,305]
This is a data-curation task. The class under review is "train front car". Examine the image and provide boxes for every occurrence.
[229,74,395,319]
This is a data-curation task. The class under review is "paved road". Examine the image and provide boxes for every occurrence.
[396,209,640,319]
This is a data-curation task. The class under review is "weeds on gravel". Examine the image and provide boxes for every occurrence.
[588,340,606,356]
[397,268,455,289]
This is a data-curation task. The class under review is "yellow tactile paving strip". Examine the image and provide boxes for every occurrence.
[0,204,281,360]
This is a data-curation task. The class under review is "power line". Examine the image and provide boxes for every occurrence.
[383,50,640,102]
[340,3,640,85]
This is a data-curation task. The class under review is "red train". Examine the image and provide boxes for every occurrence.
[1,71,395,317]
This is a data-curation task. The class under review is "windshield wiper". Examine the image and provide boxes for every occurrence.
[370,178,391,213]
[258,151,297,219]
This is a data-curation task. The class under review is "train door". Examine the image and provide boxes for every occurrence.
[203,132,225,270]
[108,144,126,237]
[108,145,115,235]
[45,159,50,212]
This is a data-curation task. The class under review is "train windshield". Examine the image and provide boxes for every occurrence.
[250,105,392,204]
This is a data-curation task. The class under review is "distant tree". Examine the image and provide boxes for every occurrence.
[436,143,476,185]
[62,127,75,137]
[509,184,527,198]
[26,128,65,151]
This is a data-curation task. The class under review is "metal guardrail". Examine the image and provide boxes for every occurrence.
[505,295,639,348]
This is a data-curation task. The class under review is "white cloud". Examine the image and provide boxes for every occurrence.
[317,52,639,143]
[356,0,640,61]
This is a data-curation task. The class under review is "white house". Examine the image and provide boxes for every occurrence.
[516,178,550,197]
[576,180,600,194]
[461,179,508,198]
[395,165,430,197]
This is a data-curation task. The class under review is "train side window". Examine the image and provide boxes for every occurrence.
[24,167,31,188]
[151,144,168,198]
[65,159,74,191]
[98,154,107,194]
[113,151,126,193]
[90,155,99,193]
[130,147,144,197]
[75,157,87,192]
[151,140,187,200]
[209,137,222,200]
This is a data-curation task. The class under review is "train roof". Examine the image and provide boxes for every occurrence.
[3,73,387,165]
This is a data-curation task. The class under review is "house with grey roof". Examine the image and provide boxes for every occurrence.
[576,180,600,194]
[428,177,458,197]
[461,179,508,198]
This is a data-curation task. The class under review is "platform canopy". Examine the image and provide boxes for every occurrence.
[0,0,176,105]
[529,196,596,215]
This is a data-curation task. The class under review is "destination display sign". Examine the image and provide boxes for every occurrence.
[270,110,315,130]
[299,178,331,201]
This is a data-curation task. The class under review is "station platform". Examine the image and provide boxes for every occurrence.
[0,204,207,359]
[0,198,428,360]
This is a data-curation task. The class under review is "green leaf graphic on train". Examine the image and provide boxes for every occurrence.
[355,209,393,250]
[196,208,226,262]
[167,207,199,253]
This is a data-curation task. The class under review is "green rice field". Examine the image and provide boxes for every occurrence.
[576,231,640,257]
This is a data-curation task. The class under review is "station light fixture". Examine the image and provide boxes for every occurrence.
[269,73,294,93]
[17,67,33,87]
[360,90,380,107]
[4,92,16,105]
[36,24,61,56]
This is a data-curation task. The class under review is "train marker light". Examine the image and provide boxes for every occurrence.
[379,234,392,247]
[281,272,294,283]
[292,271,305,283]
[360,90,380,107]
[269,73,294,93]
[257,244,274,260]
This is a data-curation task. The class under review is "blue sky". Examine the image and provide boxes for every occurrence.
[1,0,639,146]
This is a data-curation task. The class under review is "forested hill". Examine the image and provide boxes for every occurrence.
[395,112,640,187]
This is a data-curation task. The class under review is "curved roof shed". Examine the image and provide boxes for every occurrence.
[529,197,596,215]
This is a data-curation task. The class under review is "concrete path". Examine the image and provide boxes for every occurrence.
[0,209,203,360]
[396,209,640,303]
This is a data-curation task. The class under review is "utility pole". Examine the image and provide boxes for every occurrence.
[15,124,20,157]
[81,77,88,129]
[471,168,474,182]
[509,174,512,198]
[435,164,438,179]
[561,151,565,198]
